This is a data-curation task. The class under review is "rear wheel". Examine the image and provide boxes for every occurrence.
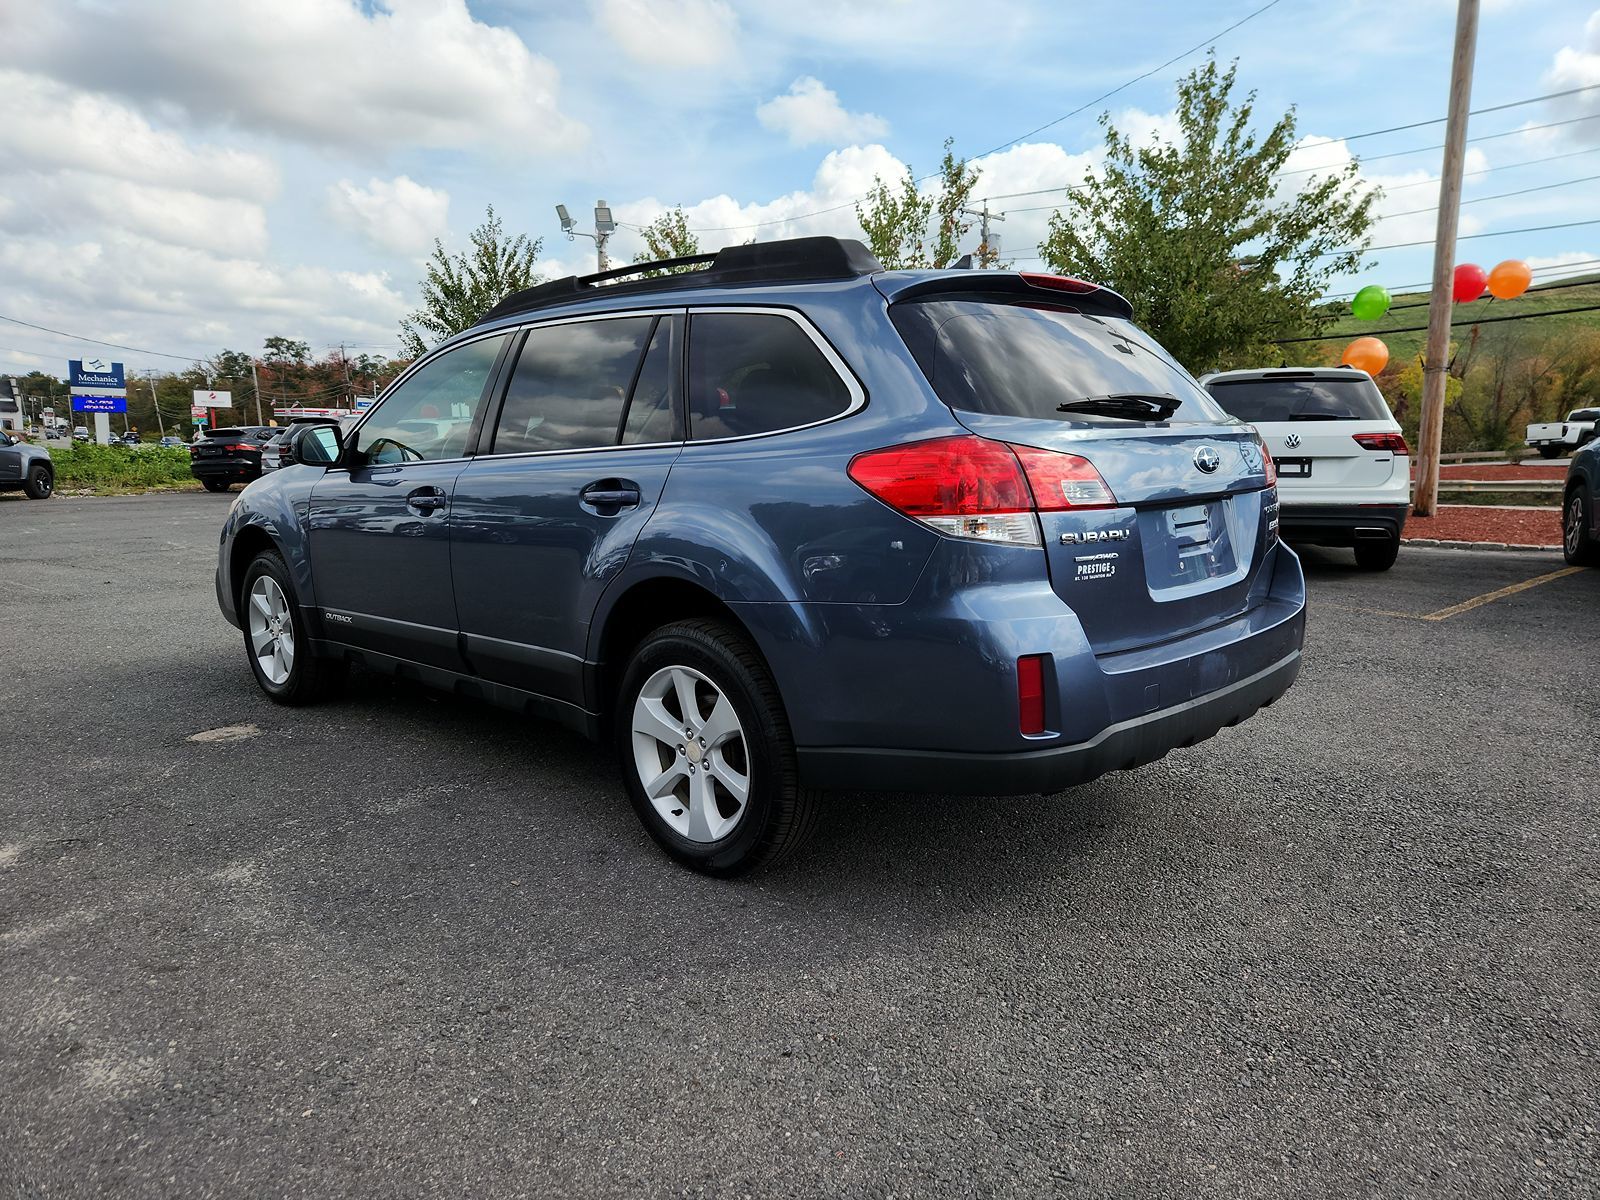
[616,619,822,877]
[202,479,231,493]
[1538,445,1562,460]
[1564,488,1600,567]
[240,550,347,704]
[1354,536,1400,571]
[22,465,52,500]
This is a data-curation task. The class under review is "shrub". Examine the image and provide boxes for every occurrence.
[43,443,194,490]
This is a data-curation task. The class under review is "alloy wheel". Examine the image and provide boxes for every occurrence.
[630,665,751,843]
[1567,494,1586,557]
[247,575,295,686]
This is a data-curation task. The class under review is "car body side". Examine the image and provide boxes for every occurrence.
[218,272,1306,793]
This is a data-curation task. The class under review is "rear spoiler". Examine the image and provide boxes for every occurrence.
[876,270,1134,320]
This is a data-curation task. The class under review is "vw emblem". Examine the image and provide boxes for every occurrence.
[1193,445,1221,474]
[1284,433,1302,449]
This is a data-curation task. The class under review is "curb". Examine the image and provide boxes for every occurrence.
[1402,538,1561,553]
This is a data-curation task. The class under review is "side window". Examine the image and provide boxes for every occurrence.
[357,334,507,464]
[620,317,677,445]
[491,316,654,454]
[686,312,852,441]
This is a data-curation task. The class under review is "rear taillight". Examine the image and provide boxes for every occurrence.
[1260,440,1277,487]
[1019,272,1101,295]
[1353,432,1409,455]
[847,435,1038,545]
[847,435,1120,546]
[1017,655,1047,735]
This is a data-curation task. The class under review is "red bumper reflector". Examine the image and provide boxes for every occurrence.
[1018,655,1046,736]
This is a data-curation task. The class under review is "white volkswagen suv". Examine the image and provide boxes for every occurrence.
[1203,366,1410,571]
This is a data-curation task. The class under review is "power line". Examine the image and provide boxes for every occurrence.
[1275,112,1600,178]
[1322,258,1600,298]
[1377,171,1600,219]
[1332,217,1600,255]
[1337,82,1600,142]
[1380,274,1599,312]
[1275,301,1600,343]
[0,313,203,362]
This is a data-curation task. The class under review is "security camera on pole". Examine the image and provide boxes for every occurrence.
[556,201,618,272]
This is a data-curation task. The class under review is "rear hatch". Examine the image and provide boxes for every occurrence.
[1205,372,1403,491]
[890,288,1276,655]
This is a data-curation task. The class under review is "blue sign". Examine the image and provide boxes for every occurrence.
[72,394,128,413]
[69,359,125,390]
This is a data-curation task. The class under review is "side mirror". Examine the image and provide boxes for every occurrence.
[297,424,345,467]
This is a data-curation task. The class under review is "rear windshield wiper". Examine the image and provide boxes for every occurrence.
[1287,413,1358,421]
[1057,393,1182,421]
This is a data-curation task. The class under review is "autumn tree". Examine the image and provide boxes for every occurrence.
[399,205,543,357]
[1039,56,1378,372]
[855,139,981,269]
[632,207,702,275]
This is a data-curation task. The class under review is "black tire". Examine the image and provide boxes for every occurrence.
[202,479,231,493]
[1564,487,1600,568]
[615,619,822,877]
[239,549,348,705]
[22,465,52,500]
[1354,537,1400,572]
[1538,445,1561,460]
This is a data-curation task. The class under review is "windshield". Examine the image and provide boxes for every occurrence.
[1206,376,1392,423]
[890,297,1228,426]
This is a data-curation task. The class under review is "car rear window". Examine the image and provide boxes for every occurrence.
[890,297,1226,425]
[1206,376,1393,422]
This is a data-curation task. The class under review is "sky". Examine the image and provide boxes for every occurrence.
[1,0,1598,380]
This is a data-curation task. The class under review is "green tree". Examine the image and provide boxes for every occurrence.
[399,205,543,357]
[855,139,981,269]
[1038,57,1377,372]
[632,207,701,275]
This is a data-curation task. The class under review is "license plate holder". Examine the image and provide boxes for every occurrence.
[1277,457,1312,478]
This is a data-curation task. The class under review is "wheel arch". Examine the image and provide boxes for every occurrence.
[229,524,285,609]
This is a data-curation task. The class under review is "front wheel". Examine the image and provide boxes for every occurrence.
[22,465,53,499]
[1564,489,1600,567]
[616,619,822,877]
[239,550,348,704]
[1354,537,1400,571]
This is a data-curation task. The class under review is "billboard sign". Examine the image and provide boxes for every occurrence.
[193,389,233,408]
[191,404,208,419]
[69,359,125,390]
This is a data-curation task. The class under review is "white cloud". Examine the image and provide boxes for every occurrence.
[1543,9,1600,144]
[756,77,889,147]
[328,176,450,256]
[594,0,738,68]
[0,0,586,156]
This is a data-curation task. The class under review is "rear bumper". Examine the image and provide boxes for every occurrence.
[191,458,260,482]
[798,647,1300,794]
[1280,502,1408,547]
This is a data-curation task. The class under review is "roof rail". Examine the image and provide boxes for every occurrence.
[479,236,884,325]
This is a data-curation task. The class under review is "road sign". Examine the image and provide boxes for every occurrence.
[191,404,207,419]
[72,394,128,413]
[193,389,233,408]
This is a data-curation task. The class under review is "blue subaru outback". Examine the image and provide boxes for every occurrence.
[216,237,1305,875]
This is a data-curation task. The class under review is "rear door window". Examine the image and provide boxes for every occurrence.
[891,297,1226,425]
[620,317,678,445]
[490,316,655,454]
[1205,376,1393,422]
[686,312,853,440]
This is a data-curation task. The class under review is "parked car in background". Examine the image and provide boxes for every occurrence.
[189,426,278,492]
[72,426,90,443]
[159,436,185,449]
[1563,433,1600,567]
[216,237,1306,876]
[259,427,292,473]
[0,428,53,499]
[1203,365,1409,571]
[1526,408,1599,459]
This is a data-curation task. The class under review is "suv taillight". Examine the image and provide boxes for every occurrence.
[846,434,1118,546]
[1353,432,1409,455]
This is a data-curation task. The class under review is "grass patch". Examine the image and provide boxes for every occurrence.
[42,443,198,492]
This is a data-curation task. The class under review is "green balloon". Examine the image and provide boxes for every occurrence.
[1351,284,1391,321]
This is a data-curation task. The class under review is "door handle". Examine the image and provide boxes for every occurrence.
[580,480,642,509]
[407,486,447,514]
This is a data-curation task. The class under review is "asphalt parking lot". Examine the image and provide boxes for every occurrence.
[2,492,1596,1198]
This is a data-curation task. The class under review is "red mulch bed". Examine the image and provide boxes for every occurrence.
[1404,504,1563,546]
[1427,463,1569,481]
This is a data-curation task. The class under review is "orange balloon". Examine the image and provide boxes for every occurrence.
[1340,336,1389,376]
[1487,259,1532,300]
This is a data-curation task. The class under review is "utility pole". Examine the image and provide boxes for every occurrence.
[148,371,165,437]
[1415,0,1480,517]
[249,358,264,425]
[959,201,1005,266]
[340,342,352,409]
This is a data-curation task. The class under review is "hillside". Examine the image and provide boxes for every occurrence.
[1317,272,1600,364]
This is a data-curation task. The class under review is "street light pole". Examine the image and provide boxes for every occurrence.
[1414,0,1480,517]
[557,200,619,273]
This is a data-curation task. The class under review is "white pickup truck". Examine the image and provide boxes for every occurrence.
[1526,408,1599,458]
